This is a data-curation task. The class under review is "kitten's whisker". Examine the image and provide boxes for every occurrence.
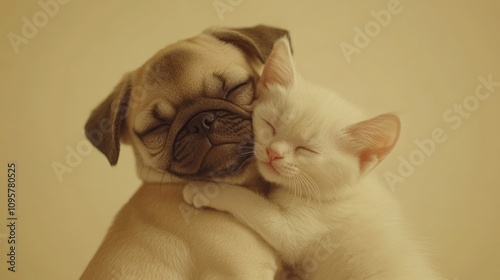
[237,151,255,157]
[297,170,320,202]
[159,171,166,197]
[296,173,314,207]
[286,176,298,209]
[292,178,300,208]
[146,166,151,182]
[292,174,305,205]
[139,160,145,178]
[235,155,255,173]
[301,174,314,205]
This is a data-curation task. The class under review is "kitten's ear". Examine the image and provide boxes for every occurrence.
[344,114,401,173]
[258,37,295,90]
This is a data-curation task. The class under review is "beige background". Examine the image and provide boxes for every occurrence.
[1,0,499,279]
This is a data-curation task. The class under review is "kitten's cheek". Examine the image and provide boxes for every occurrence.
[253,145,267,161]
[256,129,273,143]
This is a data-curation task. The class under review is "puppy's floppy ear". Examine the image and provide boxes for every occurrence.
[206,25,292,62]
[84,73,132,166]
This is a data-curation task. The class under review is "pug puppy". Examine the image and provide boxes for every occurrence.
[81,25,291,280]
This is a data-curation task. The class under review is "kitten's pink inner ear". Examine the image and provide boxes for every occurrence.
[345,114,401,172]
[258,37,295,90]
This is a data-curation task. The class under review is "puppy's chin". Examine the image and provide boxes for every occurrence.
[135,156,270,193]
[168,143,253,180]
[213,161,259,183]
[213,162,272,194]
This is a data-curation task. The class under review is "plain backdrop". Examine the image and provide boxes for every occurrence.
[1,0,499,279]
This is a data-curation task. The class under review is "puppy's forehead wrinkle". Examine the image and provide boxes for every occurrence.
[146,48,196,83]
[213,72,226,93]
[213,65,251,84]
[154,101,176,120]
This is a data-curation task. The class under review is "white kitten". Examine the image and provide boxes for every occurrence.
[184,38,441,280]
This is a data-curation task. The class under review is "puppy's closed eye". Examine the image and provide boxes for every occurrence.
[134,106,171,150]
[137,123,170,151]
[140,122,170,136]
[225,78,254,105]
[136,105,171,135]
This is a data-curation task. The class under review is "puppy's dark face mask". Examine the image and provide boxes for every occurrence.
[85,25,291,181]
[133,53,257,179]
[168,107,254,178]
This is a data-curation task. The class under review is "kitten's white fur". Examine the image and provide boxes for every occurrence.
[184,38,441,280]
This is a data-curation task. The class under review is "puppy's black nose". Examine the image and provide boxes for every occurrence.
[187,112,215,134]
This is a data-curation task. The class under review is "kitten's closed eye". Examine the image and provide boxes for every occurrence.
[264,120,276,135]
[295,146,318,154]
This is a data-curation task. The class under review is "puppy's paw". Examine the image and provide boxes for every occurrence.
[183,183,210,208]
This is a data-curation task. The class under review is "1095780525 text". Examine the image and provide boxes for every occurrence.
[6,162,17,273]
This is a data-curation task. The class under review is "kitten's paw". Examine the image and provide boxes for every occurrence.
[183,182,210,208]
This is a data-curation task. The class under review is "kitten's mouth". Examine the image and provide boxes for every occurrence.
[260,160,281,175]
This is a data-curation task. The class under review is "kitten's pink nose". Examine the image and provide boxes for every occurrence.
[267,148,283,162]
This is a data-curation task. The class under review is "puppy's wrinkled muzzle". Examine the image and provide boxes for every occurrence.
[185,112,216,136]
[169,110,253,178]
